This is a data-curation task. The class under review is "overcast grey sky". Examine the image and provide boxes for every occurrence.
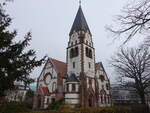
[4,0,144,83]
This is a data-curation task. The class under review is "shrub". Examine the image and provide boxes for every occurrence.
[0,100,33,113]
[48,99,64,110]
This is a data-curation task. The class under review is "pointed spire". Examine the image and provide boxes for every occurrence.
[69,5,91,36]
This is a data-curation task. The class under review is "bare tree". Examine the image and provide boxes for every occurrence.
[110,46,150,104]
[107,0,150,44]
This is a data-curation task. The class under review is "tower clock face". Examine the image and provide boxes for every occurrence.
[44,73,51,85]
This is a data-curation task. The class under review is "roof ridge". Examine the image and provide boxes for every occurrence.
[49,57,66,64]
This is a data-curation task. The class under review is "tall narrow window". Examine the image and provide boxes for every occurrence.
[108,96,110,104]
[70,49,74,58]
[75,47,79,56]
[73,62,75,68]
[89,78,92,85]
[86,40,88,45]
[72,84,76,92]
[89,49,92,58]
[89,43,91,46]
[71,42,73,46]
[86,47,89,57]
[104,96,107,104]
[89,62,91,68]
[75,40,77,44]
[66,84,69,92]
[52,82,56,92]
[106,83,109,90]
[86,47,92,59]
[101,96,103,104]
[47,98,49,104]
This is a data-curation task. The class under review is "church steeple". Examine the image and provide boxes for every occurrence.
[69,6,91,36]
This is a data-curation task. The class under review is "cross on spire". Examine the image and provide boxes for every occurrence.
[79,0,81,6]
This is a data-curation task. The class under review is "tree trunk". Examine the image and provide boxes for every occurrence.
[139,91,146,105]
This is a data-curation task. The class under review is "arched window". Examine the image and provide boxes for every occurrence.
[70,47,78,58]
[70,48,74,58]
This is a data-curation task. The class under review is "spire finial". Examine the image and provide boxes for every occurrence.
[79,0,81,6]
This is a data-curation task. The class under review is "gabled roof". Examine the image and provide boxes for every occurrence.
[50,58,67,77]
[66,73,79,82]
[95,62,109,80]
[69,6,91,36]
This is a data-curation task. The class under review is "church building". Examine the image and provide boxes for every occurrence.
[33,5,112,109]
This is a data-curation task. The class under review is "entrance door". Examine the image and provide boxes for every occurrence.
[88,97,92,107]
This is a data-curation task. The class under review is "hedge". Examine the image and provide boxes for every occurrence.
[0,101,149,113]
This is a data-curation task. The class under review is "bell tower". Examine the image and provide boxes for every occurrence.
[67,5,95,78]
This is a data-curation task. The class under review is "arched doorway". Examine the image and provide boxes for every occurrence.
[88,88,95,107]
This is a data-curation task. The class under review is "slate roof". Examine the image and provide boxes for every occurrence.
[66,73,79,82]
[50,58,67,78]
[69,6,91,36]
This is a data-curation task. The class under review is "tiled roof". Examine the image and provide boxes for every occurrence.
[50,58,67,77]
[40,87,49,95]
[66,73,79,82]
[69,6,91,36]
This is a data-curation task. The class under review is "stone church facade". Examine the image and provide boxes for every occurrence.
[33,6,112,109]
